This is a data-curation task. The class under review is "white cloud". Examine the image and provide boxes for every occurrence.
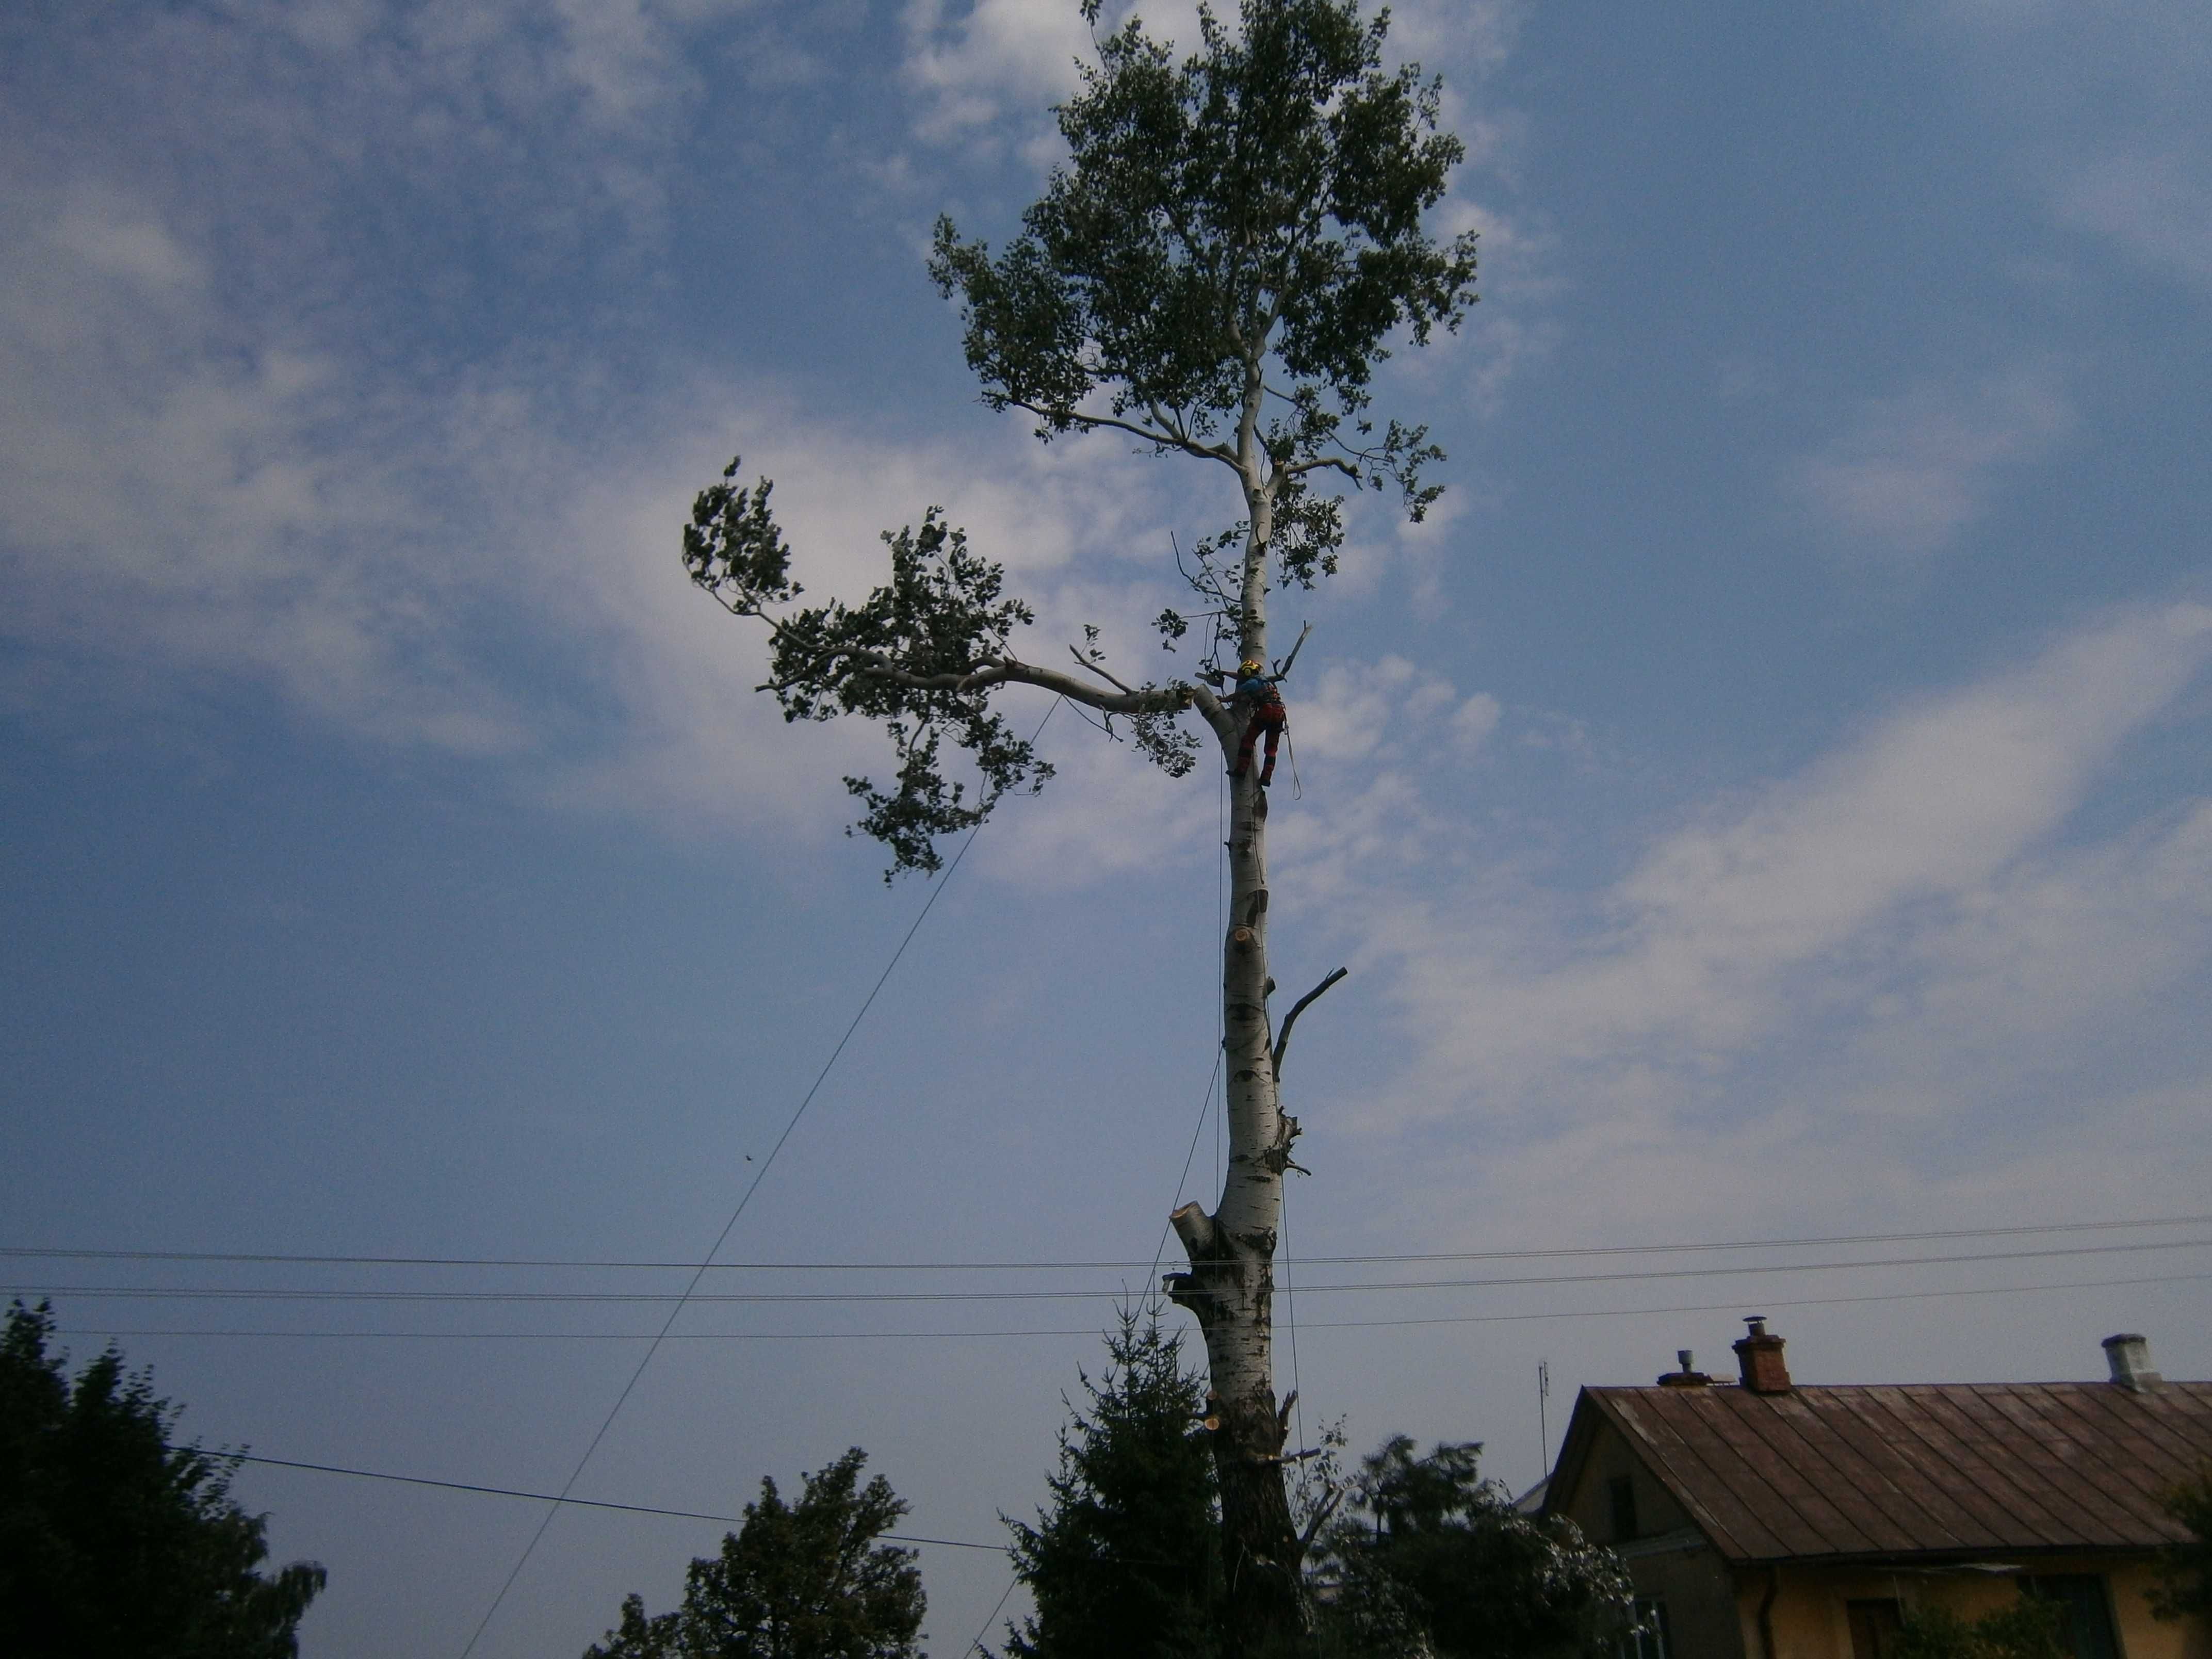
[1356,601,2212,1115]
[1925,0,2212,292]
[2055,151,2212,287]
[1790,367,2074,557]
[1287,604,2212,1257]
[902,0,1102,142]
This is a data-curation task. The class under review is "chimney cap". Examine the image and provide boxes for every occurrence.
[2103,1332,2162,1392]
[1733,1316,1792,1393]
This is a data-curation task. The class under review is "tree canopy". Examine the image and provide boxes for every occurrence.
[686,0,1478,880]
[1000,1311,1225,1659]
[0,1300,326,1659]
[583,1447,923,1659]
[2150,1461,2212,1624]
[1311,1437,1632,1659]
[1894,1598,2068,1659]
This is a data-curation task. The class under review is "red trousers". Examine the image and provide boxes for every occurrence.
[1234,706,1285,779]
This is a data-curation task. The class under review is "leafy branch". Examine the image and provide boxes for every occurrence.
[684,460,1216,878]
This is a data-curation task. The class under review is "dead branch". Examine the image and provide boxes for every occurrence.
[1272,966,1347,1076]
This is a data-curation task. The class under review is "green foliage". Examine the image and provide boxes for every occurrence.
[1000,1311,1225,1659]
[583,1447,923,1659]
[1311,1437,1632,1659]
[687,466,1053,878]
[931,0,1478,561]
[0,1300,326,1659]
[686,1,1481,877]
[1894,1597,2068,1659]
[2150,1461,2212,1623]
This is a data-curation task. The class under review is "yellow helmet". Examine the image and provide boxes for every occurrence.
[1240,658,1264,676]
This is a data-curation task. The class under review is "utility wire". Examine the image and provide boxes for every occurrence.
[22,1235,2212,1308]
[54,1268,2212,1344]
[193,1447,1001,1549]
[13,1212,2206,1273]
[454,699,1061,1658]
[966,1574,1022,1659]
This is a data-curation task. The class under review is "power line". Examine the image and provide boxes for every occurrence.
[203,1447,1002,1550]
[966,1572,1021,1659]
[11,1211,2206,1273]
[53,1269,2212,1343]
[17,1234,2210,1307]
[455,698,1062,1658]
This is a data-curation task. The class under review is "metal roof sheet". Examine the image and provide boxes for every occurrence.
[1579,1381,2212,1565]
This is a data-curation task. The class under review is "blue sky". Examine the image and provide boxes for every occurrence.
[4,1,2210,1653]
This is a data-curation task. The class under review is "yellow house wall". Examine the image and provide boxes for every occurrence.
[1730,1559,2211,1659]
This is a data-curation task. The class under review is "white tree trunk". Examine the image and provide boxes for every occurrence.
[1164,431,1311,1658]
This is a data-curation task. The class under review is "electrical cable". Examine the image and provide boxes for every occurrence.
[189,1447,1002,1550]
[453,698,1062,1658]
[52,1267,2212,1344]
[966,1572,1021,1659]
[20,1235,2211,1309]
[13,1212,2206,1273]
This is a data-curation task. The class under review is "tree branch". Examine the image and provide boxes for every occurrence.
[1274,621,1314,679]
[1068,644,1136,695]
[1007,400,1238,470]
[856,655,1187,718]
[1296,1486,1345,1558]
[1278,454,1360,483]
[1272,966,1347,1076]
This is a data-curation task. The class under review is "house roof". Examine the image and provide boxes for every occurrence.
[1557,1381,2212,1565]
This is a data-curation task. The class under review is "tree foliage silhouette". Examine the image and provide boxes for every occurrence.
[1311,1437,1631,1659]
[582,1448,922,1659]
[0,1300,326,1659]
[1001,1312,1224,1659]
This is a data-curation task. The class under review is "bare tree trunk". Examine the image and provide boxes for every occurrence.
[1165,449,1313,1659]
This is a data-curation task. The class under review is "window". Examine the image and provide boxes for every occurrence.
[1608,1474,1638,1542]
[1847,1598,1905,1659]
[2026,1575,2121,1659]
[1621,1596,1670,1659]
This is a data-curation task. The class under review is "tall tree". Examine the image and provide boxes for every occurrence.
[0,1300,327,1659]
[1001,1311,1224,1659]
[683,3,1475,1650]
[582,1447,923,1659]
[1310,1437,1631,1659]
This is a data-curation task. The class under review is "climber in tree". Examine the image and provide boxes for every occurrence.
[1216,658,1287,786]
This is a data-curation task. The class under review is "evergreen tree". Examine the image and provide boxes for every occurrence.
[1001,1311,1224,1659]
[0,1300,326,1659]
[1311,1437,1630,1659]
[583,1447,923,1659]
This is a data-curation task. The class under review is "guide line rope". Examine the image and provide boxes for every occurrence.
[454,700,1063,1658]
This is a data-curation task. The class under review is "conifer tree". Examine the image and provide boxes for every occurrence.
[1001,1312,1223,1659]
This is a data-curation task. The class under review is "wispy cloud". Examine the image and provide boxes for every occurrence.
[1303,602,2212,1241]
[1925,0,2212,292]
[1790,367,2074,557]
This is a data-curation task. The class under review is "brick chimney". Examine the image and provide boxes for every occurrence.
[1657,1348,1712,1387]
[2103,1332,2163,1392]
[1733,1316,1792,1394]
